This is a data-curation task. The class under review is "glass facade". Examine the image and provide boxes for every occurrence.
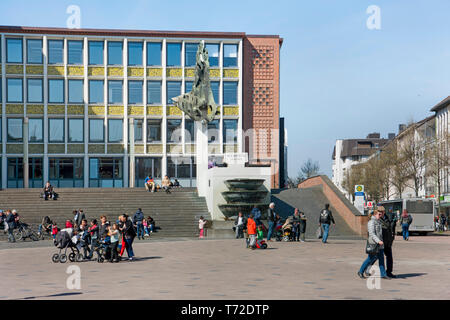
[135,157,162,187]
[0,33,242,189]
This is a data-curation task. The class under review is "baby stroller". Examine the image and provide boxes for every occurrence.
[275,225,284,241]
[282,226,293,242]
[92,237,111,263]
[52,229,83,263]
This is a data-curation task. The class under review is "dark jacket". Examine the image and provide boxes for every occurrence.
[267,208,276,222]
[133,210,144,223]
[89,224,99,239]
[74,212,85,226]
[122,219,136,239]
[380,215,394,248]
[6,213,16,229]
[99,222,110,238]
[292,213,307,233]
[234,216,247,228]
[251,208,262,220]
[319,209,335,225]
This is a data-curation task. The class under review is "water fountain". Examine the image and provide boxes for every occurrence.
[218,178,270,218]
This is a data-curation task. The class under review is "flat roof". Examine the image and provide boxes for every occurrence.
[431,96,450,112]
[0,25,281,41]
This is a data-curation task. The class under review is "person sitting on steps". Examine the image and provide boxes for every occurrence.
[162,175,172,194]
[145,176,156,192]
[43,181,57,200]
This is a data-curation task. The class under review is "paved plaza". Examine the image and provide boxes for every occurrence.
[0,235,449,300]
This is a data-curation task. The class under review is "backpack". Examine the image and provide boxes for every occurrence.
[320,210,330,224]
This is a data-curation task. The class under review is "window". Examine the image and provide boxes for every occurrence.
[128,81,143,104]
[68,79,83,103]
[27,79,43,103]
[147,119,162,143]
[7,118,23,142]
[48,118,64,142]
[206,43,219,67]
[107,41,123,65]
[108,80,123,104]
[68,119,84,142]
[223,44,238,67]
[48,79,64,103]
[128,119,143,142]
[89,41,104,65]
[89,157,123,188]
[185,43,198,67]
[49,158,84,188]
[167,81,181,104]
[108,119,123,142]
[6,38,22,63]
[211,81,219,103]
[67,40,83,65]
[185,81,193,93]
[185,119,195,142]
[208,119,220,143]
[223,119,238,143]
[147,81,161,104]
[128,42,143,66]
[7,78,23,102]
[223,82,238,105]
[147,42,161,66]
[89,80,104,104]
[27,39,43,64]
[28,118,43,142]
[167,43,181,67]
[167,157,195,179]
[48,40,64,64]
[89,119,104,142]
[167,119,182,143]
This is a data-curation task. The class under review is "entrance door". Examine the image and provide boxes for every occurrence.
[89,157,123,188]
[134,157,162,187]
[7,157,43,188]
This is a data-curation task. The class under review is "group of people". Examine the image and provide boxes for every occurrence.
[358,207,413,280]
[0,209,20,242]
[435,212,448,232]
[145,175,180,193]
[229,203,311,249]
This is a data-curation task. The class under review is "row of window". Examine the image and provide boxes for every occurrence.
[4,38,238,67]
[6,156,198,188]
[3,78,238,105]
[4,118,238,144]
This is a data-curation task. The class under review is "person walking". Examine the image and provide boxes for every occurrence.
[439,212,447,232]
[291,209,301,242]
[86,219,99,260]
[386,208,398,236]
[357,210,389,279]
[400,209,413,240]
[73,209,85,228]
[266,203,276,242]
[133,208,145,240]
[251,206,262,227]
[5,210,16,242]
[198,216,208,239]
[247,214,257,249]
[119,214,136,261]
[234,212,246,239]
[299,211,307,242]
[319,204,335,243]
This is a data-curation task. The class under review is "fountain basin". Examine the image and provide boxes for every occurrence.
[221,190,269,203]
[224,179,265,191]
[218,203,269,218]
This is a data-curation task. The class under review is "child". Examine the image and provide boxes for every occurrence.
[257,225,264,241]
[65,220,74,229]
[51,222,59,240]
[109,224,120,263]
[143,218,149,237]
[198,216,207,239]
[247,214,257,249]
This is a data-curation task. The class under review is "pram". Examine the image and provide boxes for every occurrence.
[52,229,83,263]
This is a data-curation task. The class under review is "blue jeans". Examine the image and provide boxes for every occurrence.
[136,222,144,238]
[359,249,387,277]
[267,221,275,241]
[125,238,135,258]
[402,223,409,240]
[322,224,330,243]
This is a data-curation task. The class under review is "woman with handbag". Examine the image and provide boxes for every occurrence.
[357,210,389,279]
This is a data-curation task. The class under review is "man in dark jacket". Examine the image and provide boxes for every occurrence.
[74,209,85,228]
[119,214,137,261]
[319,204,335,243]
[266,203,276,241]
[6,210,16,242]
[234,212,247,239]
[133,208,145,240]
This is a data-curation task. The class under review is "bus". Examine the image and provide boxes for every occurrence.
[378,198,435,235]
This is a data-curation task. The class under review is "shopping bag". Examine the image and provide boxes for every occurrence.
[316,226,323,239]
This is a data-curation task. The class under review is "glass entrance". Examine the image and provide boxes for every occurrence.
[49,158,84,187]
[89,157,123,188]
[7,157,43,188]
[167,156,196,187]
[134,157,162,187]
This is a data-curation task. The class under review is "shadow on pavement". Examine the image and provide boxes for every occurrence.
[396,273,427,279]
[134,256,163,261]
[22,292,83,300]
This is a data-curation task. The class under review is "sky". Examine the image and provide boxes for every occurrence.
[1,0,449,178]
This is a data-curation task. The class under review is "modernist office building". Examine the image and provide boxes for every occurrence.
[0,26,282,189]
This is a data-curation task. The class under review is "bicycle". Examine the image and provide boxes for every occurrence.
[13,222,40,241]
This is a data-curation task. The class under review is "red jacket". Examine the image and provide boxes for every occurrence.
[247,218,256,235]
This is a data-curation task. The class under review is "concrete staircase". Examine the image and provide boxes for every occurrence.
[0,188,210,239]
[271,186,362,239]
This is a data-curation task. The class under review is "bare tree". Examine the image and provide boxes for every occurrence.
[399,131,426,197]
[300,158,320,179]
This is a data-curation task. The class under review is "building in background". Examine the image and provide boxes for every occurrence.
[0,26,282,189]
[278,117,288,188]
[332,133,392,198]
